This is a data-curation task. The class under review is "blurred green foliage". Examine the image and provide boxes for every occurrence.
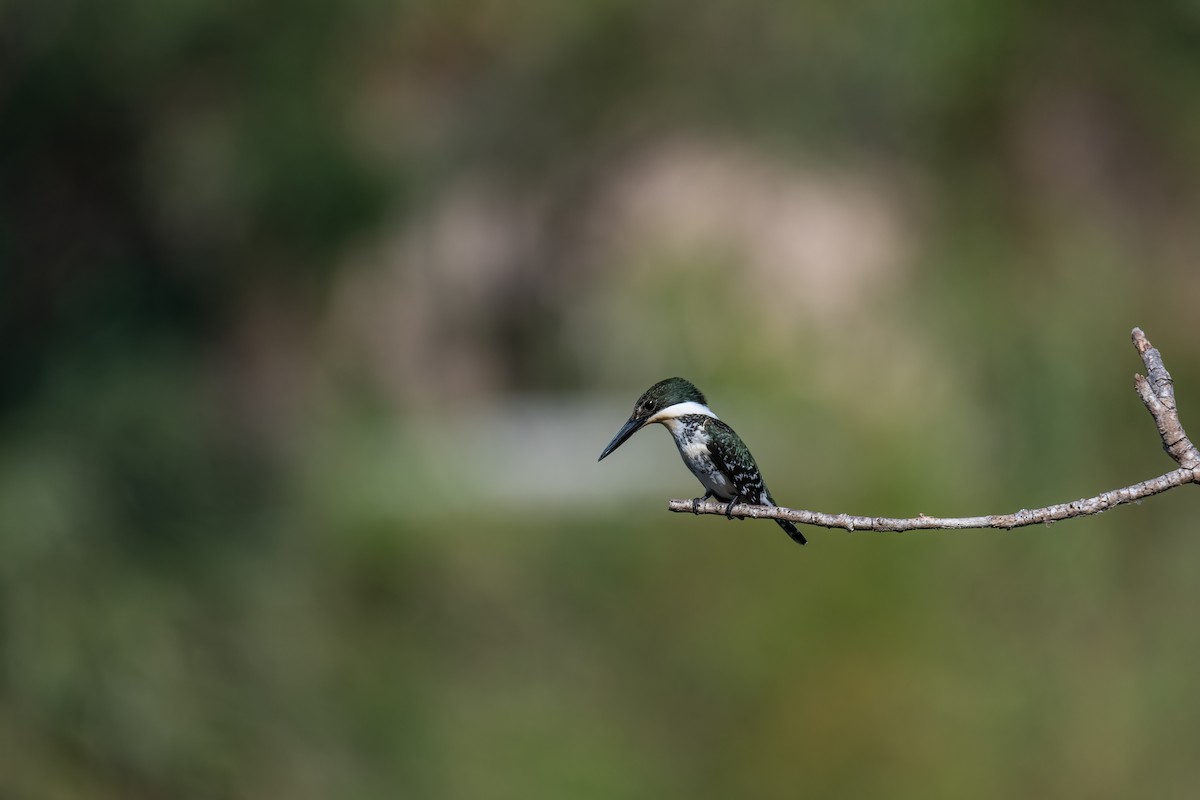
[4,0,1200,797]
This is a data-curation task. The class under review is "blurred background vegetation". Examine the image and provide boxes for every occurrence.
[4,0,1200,797]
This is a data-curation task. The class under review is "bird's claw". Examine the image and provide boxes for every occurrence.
[724,497,738,520]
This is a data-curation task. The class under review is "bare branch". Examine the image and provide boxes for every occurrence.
[669,328,1200,532]
[1132,327,1200,469]
[670,467,1198,531]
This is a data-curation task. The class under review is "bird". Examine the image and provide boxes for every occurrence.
[598,377,806,545]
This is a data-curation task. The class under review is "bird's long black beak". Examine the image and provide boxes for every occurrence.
[598,416,647,461]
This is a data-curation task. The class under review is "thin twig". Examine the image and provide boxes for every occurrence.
[1132,327,1200,469]
[669,328,1199,532]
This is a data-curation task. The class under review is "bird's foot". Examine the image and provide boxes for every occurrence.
[692,491,714,514]
[724,497,739,520]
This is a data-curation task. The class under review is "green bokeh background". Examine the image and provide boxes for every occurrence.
[4,2,1200,797]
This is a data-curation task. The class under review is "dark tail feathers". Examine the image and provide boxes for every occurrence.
[775,518,807,546]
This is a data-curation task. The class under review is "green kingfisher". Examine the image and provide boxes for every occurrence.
[598,377,807,545]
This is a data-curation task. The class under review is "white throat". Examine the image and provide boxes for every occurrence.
[646,401,719,425]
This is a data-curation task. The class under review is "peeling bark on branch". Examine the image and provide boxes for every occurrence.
[1132,327,1200,469]
[668,328,1199,533]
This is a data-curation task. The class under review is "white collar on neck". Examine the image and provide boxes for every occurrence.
[646,401,719,424]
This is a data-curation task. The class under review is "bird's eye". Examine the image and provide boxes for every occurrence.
[645,400,657,412]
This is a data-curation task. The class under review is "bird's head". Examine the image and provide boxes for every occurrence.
[597,377,708,461]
